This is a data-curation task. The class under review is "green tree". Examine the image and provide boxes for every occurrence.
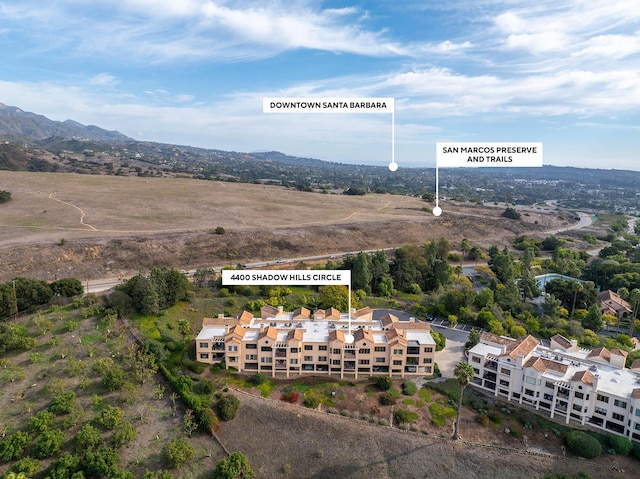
[377,275,396,298]
[0,431,30,461]
[82,446,121,478]
[452,361,475,440]
[628,288,640,337]
[27,410,55,432]
[212,451,255,479]
[582,304,603,332]
[317,285,356,311]
[352,252,373,294]
[162,438,194,469]
[34,429,65,458]
[0,190,11,204]
[465,329,480,351]
[217,395,240,421]
[75,424,101,451]
[50,277,84,297]
[370,250,390,294]
[542,294,562,317]
[460,238,471,260]
[178,319,191,344]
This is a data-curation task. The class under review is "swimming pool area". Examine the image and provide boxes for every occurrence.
[535,273,584,290]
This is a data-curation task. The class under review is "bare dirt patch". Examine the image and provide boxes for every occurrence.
[0,172,567,282]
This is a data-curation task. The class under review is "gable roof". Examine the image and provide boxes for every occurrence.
[292,307,311,319]
[259,326,278,341]
[588,347,611,361]
[238,310,254,324]
[523,357,569,374]
[504,335,539,360]
[597,290,632,316]
[550,334,573,350]
[571,370,595,386]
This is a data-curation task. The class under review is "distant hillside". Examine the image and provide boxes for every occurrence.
[0,102,131,143]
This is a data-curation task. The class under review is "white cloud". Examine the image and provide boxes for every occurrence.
[89,73,119,87]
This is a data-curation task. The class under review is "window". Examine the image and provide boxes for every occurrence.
[500,368,511,375]
[636,409,640,417]
[245,343,257,349]
[304,356,313,362]
[572,404,583,412]
[424,347,433,353]
[471,356,480,363]
[358,359,370,365]
[228,357,237,363]
[525,376,536,385]
[597,394,609,403]
[393,349,403,355]
[374,357,386,363]
[291,359,299,364]
[199,342,209,348]
[304,345,313,351]
[261,346,272,352]
[594,407,607,416]
[393,360,402,365]
[318,345,327,351]
[318,356,327,362]
[614,399,628,409]
[500,379,509,387]
[332,348,341,354]
[545,381,554,389]
[359,348,370,354]
[199,353,209,359]
[332,359,341,365]
[246,354,257,360]
[423,358,432,364]
[374,346,386,352]
[574,392,584,400]
[612,412,625,422]
[635,423,640,431]
[261,357,272,363]
[290,348,299,353]
[228,345,238,352]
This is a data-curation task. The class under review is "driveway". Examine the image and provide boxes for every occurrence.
[431,324,468,379]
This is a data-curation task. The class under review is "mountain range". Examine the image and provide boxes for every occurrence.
[0,102,131,143]
[0,102,639,214]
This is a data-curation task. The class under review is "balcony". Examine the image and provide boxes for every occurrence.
[344,351,356,359]
[406,347,420,355]
[484,360,498,370]
[275,360,287,369]
[212,343,225,351]
[344,361,356,371]
[406,357,419,366]
[275,350,287,358]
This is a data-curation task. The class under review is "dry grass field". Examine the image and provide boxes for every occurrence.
[0,171,567,282]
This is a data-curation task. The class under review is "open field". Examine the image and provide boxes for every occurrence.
[0,171,568,282]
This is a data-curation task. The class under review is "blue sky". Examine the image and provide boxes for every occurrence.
[1,0,640,170]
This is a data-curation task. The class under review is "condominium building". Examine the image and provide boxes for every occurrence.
[195,306,436,378]
[468,332,640,442]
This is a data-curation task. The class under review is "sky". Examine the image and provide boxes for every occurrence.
[1,0,640,170]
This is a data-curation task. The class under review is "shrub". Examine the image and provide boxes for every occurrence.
[82,446,121,477]
[96,406,124,430]
[488,412,503,424]
[374,376,392,392]
[212,451,255,479]
[303,394,320,409]
[379,393,396,406]
[49,391,76,414]
[217,395,240,421]
[608,434,633,456]
[401,381,417,396]
[432,331,446,351]
[429,403,447,427]
[111,421,137,448]
[476,414,490,426]
[27,410,56,432]
[281,391,299,404]
[34,429,65,458]
[163,438,194,469]
[0,431,31,461]
[394,408,419,425]
[566,431,602,459]
[10,456,41,477]
[193,378,216,395]
[214,226,226,235]
[75,424,101,451]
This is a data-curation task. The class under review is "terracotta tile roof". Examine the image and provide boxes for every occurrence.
[259,326,278,341]
[632,388,640,399]
[588,347,611,361]
[238,310,253,324]
[329,330,345,342]
[292,307,310,319]
[571,370,595,386]
[504,335,539,360]
[610,348,628,357]
[380,313,399,327]
[597,290,632,315]
[395,321,431,331]
[385,328,407,344]
[225,325,246,339]
[631,359,640,370]
[354,307,373,319]
[203,316,238,327]
[260,305,279,319]
[523,357,568,374]
[551,334,572,349]
[287,329,304,341]
[354,328,374,343]
[324,307,341,320]
[481,331,516,346]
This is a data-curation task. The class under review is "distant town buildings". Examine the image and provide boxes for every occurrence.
[468,331,640,442]
[195,306,435,378]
